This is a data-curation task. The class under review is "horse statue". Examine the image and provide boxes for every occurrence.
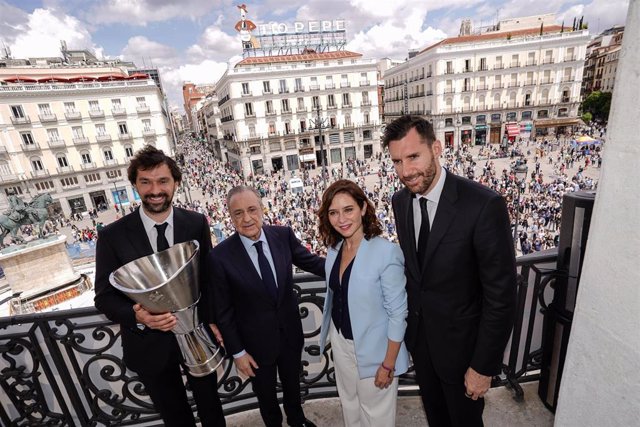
[0,193,54,246]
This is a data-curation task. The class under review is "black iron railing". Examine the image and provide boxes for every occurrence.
[1,251,558,425]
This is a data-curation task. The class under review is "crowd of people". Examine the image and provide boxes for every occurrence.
[174,131,600,257]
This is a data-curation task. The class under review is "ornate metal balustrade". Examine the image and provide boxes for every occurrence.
[1,252,558,425]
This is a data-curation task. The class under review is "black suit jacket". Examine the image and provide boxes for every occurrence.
[94,207,213,375]
[392,172,516,383]
[208,225,324,366]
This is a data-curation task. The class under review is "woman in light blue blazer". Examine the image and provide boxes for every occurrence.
[317,179,409,427]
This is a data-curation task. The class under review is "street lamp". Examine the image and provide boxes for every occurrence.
[311,104,328,179]
[512,163,529,249]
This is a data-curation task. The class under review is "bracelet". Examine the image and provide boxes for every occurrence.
[380,363,395,373]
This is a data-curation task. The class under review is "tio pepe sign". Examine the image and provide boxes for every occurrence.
[258,20,345,36]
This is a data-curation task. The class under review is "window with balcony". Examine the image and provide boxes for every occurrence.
[446,61,453,74]
[265,100,274,114]
[464,59,471,72]
[57,154,69,168]
[47,129,61,142]
[81,152,92,164]
[112,99,122,108]
[340,74,349,87]
[11,105,25,118]
[344,114,351,127]
[125,145,134,158]
[325,76,334,89]
[38,103,52,115]
[244,103,254,117]
[300,119,306,132]
[312,96,320,109]
[297,98,305,111]
[364,112,370,124]
[142,118,151,130]
[118,123,128,135]
[525,93,532,106]
[327,94,336,107]
[279,79,288,93]
[268,122,276,135]
[242,82,250,95]
[248,126,256,138]
[31,158,44,171]
[494,75,502,89]
[294,78,303,92]
[342,93,350,106]
[329,116,336,128]
[282,99,290,112]
[89,100,100,111]
[310,77,319,90]
[511,54,519,67]
[463,78,471,92]
[480,57,487,71]
[104,149,114,161]
[562,89,570,103]
[284,121,291,134]
[263,81,271,93]
[527,52,536,66]
[362,91,370,105]
[510,73,518,87]
[495,56,503,69]
[21,132,35,146]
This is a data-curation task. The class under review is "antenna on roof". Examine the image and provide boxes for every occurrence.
[1,41,11,59]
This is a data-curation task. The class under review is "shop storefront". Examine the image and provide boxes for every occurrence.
[271,156,283,172]
[68,196,87,214]
[89,190,108,211]
[252,159,264,175]
[490,125,501,144]
[474,125,488,145]
[520,122,533,140]
[461,129,472,146]
[444,131,454,148]
[344,146,356,160]
[533,118,581,138]
[111,187,129,207]
[299,153,316,169]
[505,123,520,143]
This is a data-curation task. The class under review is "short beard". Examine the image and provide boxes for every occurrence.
[142,194,173,213]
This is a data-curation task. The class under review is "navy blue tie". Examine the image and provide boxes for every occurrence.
[254,241,278,300]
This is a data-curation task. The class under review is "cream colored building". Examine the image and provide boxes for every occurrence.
[0,76,172,216]
[383,17,590,146]
[212,51,381,177]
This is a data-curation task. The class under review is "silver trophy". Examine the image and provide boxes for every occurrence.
[109,240,225,377]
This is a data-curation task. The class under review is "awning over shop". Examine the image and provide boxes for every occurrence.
[506,123,520,137]
[475,125,488,130]
[534,118,581,128]
[520,122,533,131]
[299,154,315,162]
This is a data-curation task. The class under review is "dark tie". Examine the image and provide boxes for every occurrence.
[417,197,430,266]
[154,223,169,252]
[254,241,278,300]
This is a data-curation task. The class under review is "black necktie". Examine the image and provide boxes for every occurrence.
[417,198,430,266]
[154,223,169,252]
[254,241,278,300]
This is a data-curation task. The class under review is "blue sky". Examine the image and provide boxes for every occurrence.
[0,0,630,110]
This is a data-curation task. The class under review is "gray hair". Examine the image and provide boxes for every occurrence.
[225,185,262,207]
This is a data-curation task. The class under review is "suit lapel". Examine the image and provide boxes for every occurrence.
[125,209,153,256]
[228,232,275,304]
[264,227,288,304]
[397,189,421,281]
[172,207,189,244]
[421,173,458,274]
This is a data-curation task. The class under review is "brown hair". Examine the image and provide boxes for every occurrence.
[127,145,182,185]
[382,115,436,149]
[318,179,382,248]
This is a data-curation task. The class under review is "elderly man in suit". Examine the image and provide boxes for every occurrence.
[208,185,324,427]
[94,145,225,426]
[383,115,517,427]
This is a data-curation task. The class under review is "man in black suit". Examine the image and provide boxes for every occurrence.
[208,186,324,427]
[94,145,225,426]
[383,116,517,427]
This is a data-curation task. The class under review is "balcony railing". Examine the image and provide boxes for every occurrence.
[294,86,305,92]
[73,136,90,145]
[56,165,74,174]
[309,84,320,91]
[89,109,104,118]
[118,133,132,140]
[0,250,557,424]
[241,91,253,97]
[136,105,150,114]
[38,113,57,123]
[10,115,31,125]
[111,107,127,116]
[359,80,370,86]
[542,57,555,64]
[142,128,156,136]
[340,82,350,88]
[361,100,372,106]
[21,142,41,151]
[95,134,111,143]
[64,111,82,120]
[30,169,50,178]
[104,158,119,166]
[278,88,289,94]
[80,162,97,170]
[47,139,66,148]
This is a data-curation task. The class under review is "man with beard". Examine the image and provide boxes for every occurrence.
[383,116,516,427]
[94,145,225,426]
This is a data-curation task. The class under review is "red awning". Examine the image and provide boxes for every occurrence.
[37,76,70,83]
[96,74,126,81]
[127,73,149,80]
[68,75,97,82]
[506,123,520,136]
[3,76,38,83]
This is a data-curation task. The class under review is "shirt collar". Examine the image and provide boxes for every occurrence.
[238,228,267,251]
[417,166,447,203]
[139,206,174,233]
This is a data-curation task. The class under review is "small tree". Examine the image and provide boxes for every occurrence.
[581,112,593,124]
[581,91,612,123]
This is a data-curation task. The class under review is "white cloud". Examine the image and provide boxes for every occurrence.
[2,8,100,59]
[121,36,179,67]
[161,60,231,107]
[86,0,222,26]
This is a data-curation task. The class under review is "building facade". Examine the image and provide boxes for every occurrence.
[383,18,590,146]
[582,26,624,95]
[212,51,381,177]
[0,76,172,216]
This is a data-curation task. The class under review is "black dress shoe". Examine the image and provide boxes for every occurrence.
[290,419,317,427]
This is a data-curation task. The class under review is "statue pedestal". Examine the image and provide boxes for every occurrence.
[0,235,81,299]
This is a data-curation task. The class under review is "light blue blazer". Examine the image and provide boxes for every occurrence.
[318,236,410,379]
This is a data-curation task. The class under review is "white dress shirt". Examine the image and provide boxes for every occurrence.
[139,207,175,252]
[413,167,447,245]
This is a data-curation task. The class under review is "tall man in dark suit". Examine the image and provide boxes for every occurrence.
[383,116,517,427]
[208,186,324,427]
[94,145,225,426]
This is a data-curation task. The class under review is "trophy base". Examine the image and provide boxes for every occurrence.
[176,323,226,378]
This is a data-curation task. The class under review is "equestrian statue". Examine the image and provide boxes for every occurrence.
[0,191,54,246]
